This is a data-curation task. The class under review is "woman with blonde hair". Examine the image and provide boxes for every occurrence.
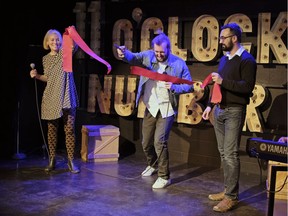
[30,29,80,174]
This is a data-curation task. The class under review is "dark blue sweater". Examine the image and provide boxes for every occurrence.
[214,50,257,107]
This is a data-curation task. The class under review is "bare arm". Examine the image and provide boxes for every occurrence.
[30,69,47,82]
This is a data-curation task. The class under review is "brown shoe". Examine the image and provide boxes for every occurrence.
[208,191,225,201]
[213,197,238,212]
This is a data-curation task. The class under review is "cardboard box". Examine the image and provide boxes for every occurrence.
[81,125,120,162]
[266,160,288,200]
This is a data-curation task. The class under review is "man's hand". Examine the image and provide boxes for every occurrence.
[211,72,223,85]
[202,106,212,120]
[115,45,126,58]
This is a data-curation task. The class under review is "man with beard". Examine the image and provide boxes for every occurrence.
[116,33,193,189]
[202,23,257,212]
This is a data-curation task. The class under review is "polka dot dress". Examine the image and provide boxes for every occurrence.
[41,49,78,120]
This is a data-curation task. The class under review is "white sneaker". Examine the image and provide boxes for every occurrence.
[152,177,171,189]
[141,166,157,177]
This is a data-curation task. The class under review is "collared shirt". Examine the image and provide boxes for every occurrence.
[226,46,245,60]
[143,62,174,118]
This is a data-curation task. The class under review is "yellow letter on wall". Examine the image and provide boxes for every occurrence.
[114,75,138,116]
[191,15,219,62]
[112,19,133,59]
[177,81,206,125]
[88,1,101,56]
[257,12,288,64]
[141,17,164,51]
[243,84,267,133]
[73,2,86,59]
[168,17,188,61]
[87,74,112,114]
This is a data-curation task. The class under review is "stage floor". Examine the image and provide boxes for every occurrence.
[0,152,286,216]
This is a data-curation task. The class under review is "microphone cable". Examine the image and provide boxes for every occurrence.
[30,63,49,158]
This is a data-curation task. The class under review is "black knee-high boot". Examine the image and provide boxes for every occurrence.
[45,157,56,172]
[68,159,80,174]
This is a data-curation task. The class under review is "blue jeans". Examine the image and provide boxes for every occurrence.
[142,110,174,180]
[213,106,246,200]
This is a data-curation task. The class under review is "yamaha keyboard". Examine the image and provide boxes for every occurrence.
[246,138,288,163]
[247,138,288,216]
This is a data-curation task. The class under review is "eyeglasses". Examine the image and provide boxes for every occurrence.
[219,35,234,40]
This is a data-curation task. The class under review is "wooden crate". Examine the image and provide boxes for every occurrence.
[266,160,288,200]
[81,125,120,162]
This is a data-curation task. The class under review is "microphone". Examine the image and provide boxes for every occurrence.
[162,72,171,90]
[30,63,35,69]
[30,63,36,79]
[162,72,177,106]
[162,72,170,89]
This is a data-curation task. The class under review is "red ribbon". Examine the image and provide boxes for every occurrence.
[130,66,195,85]
[63,26,112,74]
[201,74,222,103]
[63,32,73,72]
